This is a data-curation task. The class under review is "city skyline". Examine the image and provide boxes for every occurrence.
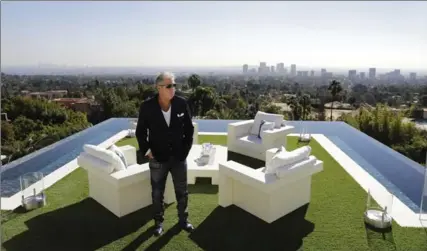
[1,1,426,70]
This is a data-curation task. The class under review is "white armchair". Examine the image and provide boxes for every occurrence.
[77,144,176,217]
[218,146,323,223]
[227,111,294,161]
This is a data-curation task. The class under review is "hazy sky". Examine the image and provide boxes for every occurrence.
[1,1,426,70]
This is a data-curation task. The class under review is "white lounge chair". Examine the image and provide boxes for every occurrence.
[77,144,176,217]
[218,145,323,223]
[227,111,294,161]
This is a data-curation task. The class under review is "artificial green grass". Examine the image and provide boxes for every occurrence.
[1,136,426,251]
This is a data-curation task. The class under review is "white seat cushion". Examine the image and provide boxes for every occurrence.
[238,135,262,145]
[250,111,284,135]
[110,164,150,187]
[264,146,311,174]
[259,121,275,138]
[83,144,126,172]
[236,135,262,153]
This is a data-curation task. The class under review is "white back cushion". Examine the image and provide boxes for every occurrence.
[250,111,284,135]
[83,144,126,172]
[108,144,128,168]
[78,152,116,174]
[276,156,317,178]
[264,146,311,174]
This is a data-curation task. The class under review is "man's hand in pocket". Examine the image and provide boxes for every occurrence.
[146,151,154,159]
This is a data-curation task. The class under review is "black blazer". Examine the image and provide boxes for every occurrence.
[135,94,194,162]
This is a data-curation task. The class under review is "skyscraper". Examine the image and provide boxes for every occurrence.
[291,64,296,77]
[410,72,417,80]
[369,68,376,79]
[276,63,285,73]
[321,69,327,77]
[242,64,248,74]
[348,70,357,79]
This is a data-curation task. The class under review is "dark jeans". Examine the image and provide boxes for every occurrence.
[149,157,188,225]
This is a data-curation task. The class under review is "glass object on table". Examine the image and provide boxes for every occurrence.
[20,172,46,211]
[195,143,216,166]
[364,188,393,229]
[298,120,311,143]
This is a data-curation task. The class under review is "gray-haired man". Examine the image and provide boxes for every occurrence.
[136,72,195,236]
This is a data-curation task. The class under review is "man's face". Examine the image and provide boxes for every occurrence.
[157,77,176,100]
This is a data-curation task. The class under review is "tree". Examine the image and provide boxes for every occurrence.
[300,94,311,120]
[1,121,15,142]
[286,96,302,120]
[188,86,216,117]
[339,104,427,164]
[260,103,282,114]
[188,74,201,92]
[205,108,235,119]
[328,80,343,121]
[421,95,427,107]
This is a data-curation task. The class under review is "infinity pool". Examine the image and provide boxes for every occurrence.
[1,118,425,214]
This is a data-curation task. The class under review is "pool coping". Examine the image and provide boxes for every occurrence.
[1,131,426,228]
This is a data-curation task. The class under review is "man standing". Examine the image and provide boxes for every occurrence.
[136,72,195,236]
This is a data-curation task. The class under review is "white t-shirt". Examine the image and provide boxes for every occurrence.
[161,105,171,127]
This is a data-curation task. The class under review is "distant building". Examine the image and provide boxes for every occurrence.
[290,64,296,76]
[52,98,99,115]
[242,64,249,74]
[25,90,68,99]
[258,62,269,74]
[321,69,327,77]
[310,70,315,77]
[383,69,403,81]
[276,63,285,73]
[360,72,366,80]
[410,72,417,80]
[369,68,376,79]
[297,71,309,77]
[348,70,357,79]
[324,72,333,78]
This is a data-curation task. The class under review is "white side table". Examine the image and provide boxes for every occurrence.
[186,144,228,185]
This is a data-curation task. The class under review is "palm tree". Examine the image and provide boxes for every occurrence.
[189,86,216,117]
[328,80,343,121]
[286,96,302,120]
[188,74,201,92]
[300,94,311,120]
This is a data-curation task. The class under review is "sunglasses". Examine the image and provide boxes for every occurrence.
[159,84,176,89]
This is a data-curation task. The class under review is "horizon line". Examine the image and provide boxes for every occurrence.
[2,64,427,71]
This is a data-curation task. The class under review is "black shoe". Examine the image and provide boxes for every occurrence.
[153,223,163,236]
[179,221,195,232]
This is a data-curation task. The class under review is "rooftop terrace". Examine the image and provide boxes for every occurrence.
[1,119,427,250]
